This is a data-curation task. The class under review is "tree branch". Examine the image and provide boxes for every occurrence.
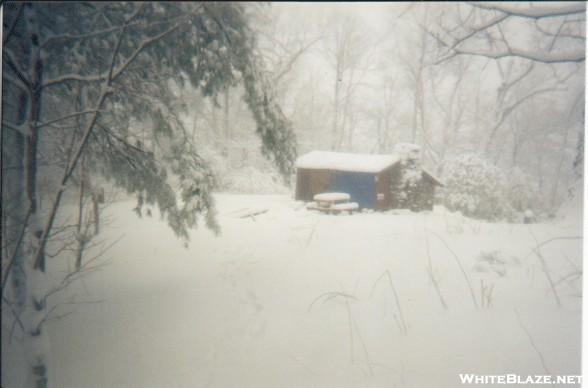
[433,3,586,64]
[3,48,32,88]
[1,207,32,299]
[41,73,108,89]
[110,21,185,82]
[450,46,585,64]
[2,296,25,333]
[40,14,186,49]
[34,110,103,129]
[2,120,29,137]
[484,86,566,154]
[32,22,129,270]
[32,10,188,270]
[448,13,509,51]
[470,2,586,19]
[3,3,24,46]
[274,37,322,83]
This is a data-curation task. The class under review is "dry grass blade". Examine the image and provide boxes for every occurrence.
[370,270,408,334]
[527,227,562,307]
[350,302,374,376]
[424,230,449,310]
[305,220,319,248]
[428,229,478,309]
[307,291,358,312]
[514,309,555,388]
[523,236,582,260]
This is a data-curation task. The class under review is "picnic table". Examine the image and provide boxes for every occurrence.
[308,192,359,215]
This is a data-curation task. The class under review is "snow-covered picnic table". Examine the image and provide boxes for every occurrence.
[309,192,359,214]
[313,192,350,204]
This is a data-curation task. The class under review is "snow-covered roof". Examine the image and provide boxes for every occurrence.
[296,151,399,173]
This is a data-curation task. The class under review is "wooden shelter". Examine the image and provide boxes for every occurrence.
[295,151,443,211]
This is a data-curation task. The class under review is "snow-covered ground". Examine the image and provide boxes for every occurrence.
[21,194,584,387]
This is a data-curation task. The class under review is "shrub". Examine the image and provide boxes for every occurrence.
[441,154,509,221]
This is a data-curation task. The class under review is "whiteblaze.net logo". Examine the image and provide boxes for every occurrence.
[458,374,582,385]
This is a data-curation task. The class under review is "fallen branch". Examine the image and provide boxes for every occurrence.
[237,209,269,219]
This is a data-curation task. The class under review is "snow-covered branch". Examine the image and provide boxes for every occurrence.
[42,73,108,89]
[40,14,188,50]
[450,46,585,64]
[469,2,587,20]
[446,13,509,51]
[110,21,185,82]
[32,9,188,270]
[535,21,586,41]
[40,25,123,49]
[432,3,586,64]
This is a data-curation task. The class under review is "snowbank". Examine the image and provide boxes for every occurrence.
[3,193,579,388]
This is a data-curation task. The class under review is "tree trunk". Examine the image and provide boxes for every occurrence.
[75,167,86,271]
[93,193,100,236]
[549,124,572,210]
[22,5,50,387]
[211,100,220,150]
[3,88,29,312]
[223,88,230,158]
[411,76,419,143]
[331,61,342,151]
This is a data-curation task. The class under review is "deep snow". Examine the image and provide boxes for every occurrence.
[4,193,583,388]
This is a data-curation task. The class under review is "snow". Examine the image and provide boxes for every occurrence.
[331,202,359,211]
[313,192,351,202]
[3,193,582,388]
[296,151,399,173]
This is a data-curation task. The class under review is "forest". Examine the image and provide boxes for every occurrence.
[1,3,585,388]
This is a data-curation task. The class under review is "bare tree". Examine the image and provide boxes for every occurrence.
[433,2,586,64]
[322,14,375,151]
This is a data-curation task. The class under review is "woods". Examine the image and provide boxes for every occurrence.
[269,3,584,216]
[2,3,296,386]
[1,2,585,388]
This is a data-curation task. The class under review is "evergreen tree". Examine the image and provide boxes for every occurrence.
[1,3,297,387]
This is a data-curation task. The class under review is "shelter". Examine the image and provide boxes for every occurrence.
[294,150,443,211]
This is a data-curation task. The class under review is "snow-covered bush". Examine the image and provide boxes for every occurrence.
[391,143,427,210]
[440,154,510,221]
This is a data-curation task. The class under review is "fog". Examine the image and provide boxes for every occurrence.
[1,3,585,388]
